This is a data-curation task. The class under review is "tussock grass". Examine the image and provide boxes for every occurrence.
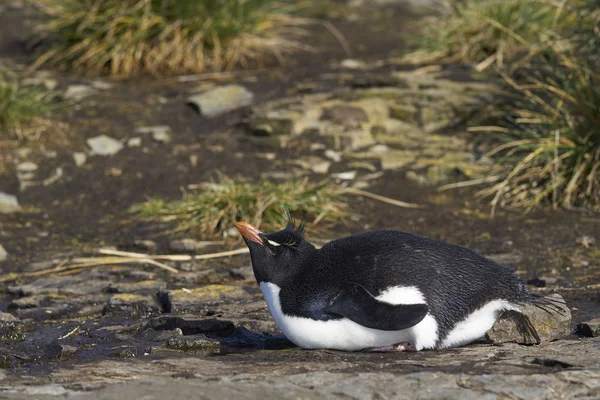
[131,174,350,239]
[31,0,311,77]
[0,69,57,140]
[408,0,578,69]
[475,53,600,214]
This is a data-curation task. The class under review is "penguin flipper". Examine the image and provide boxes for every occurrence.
[325,284,429,331]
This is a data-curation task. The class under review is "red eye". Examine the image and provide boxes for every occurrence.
[268,247,277,256]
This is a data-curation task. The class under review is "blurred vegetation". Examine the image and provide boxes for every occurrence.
[413,0,600,212]
[0,68,58,140]
[31,0,310,77]
[131,174,350,239]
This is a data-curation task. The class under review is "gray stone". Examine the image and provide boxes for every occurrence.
[322,105,369,123]
[134,126,172,143]
[64,85,95,100]
[72,152,87,167]
[0,245,7,262]
[578,318,600,337]
[127,137,142,147]
[87,135,124,156]
[187,85,254,117]
[487,294,571,344]
[16,162,38,173]
[0,312,17,322]
[0,192,21,214]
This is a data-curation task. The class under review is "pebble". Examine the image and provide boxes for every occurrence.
[332,170,357,180]
[64,84,95,100]
[127,137,142,147]
[0,192,21,214]
[0,245,7,262]
[187,85,254,117]
[16,162,38,173]
[87,135,124,156]
[339,59,367,69]
[73,152,87,167]
[324,149,342,162]
[134,126,172,143]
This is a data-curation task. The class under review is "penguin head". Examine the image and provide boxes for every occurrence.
[235,220,316,286]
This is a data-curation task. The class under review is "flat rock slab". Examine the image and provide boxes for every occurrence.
[487,294,571,345]
[87,135,124,156]
[187,85,254,117]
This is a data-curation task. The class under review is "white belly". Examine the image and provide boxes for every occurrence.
[259,282,439,351]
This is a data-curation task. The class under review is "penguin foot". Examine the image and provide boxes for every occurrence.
[369,342,417,352]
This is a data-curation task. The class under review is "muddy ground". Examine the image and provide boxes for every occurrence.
[1,1,599,399]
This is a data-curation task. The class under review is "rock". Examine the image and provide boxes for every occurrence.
[311,160,331,174]
[486,294,571,345]
[133,239,158,252]
[339,59,367,69]
[0,320,24,342]
[148,316,235,336]
[332,171,357,180]
[0,312,17,322]
[134,126,172,143]
[0,245,7,262]
[578,319,600,337]
[16,162,38,173]
[322,106,369,123]
[64,84,95,100]
[103,294,160,318]
[389,104,417,121]
[0,192,21,214]
[91,80,113,90]
[169,238,200,253]
[187,85,254,117]
[324,149,342,163]
[72,152,87,167]
[87,135,124,156]
[45,343,78,360]
[127,137,142,147]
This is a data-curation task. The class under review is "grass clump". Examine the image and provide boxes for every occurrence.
[409,0,578,69]
[0,69,57,140]
[476,53,600,214]
[131,174,350,239]
[32,0,309,77]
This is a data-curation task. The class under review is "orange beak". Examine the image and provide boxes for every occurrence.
[235,221,264,246]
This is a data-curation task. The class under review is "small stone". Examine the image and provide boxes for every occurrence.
[578,318,600,337]
[16,162,38,173]
[91,80,113,90]
[339,59,367,69]
[324,149,342,162]
[576,235,595,248]
[169,238,199,253]
[72,152,87,167]
[322,106,369,123]
[187,85,254,117]
[0,312,17,322]
[45,343,78,360]
[0,192,21,214]
[134,126,172,143]
[127,137,142,147]
[0,245,7,262]
[64,84,95,100]
[332,170,357,180]
[134,239,158,252]
[311,161,331,174]
[486,294,571,345]
[87,135,124,156]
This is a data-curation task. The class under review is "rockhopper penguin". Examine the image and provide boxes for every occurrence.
[235,220,548,351]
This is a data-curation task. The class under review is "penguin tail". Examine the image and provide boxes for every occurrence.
[522,291,568,316]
